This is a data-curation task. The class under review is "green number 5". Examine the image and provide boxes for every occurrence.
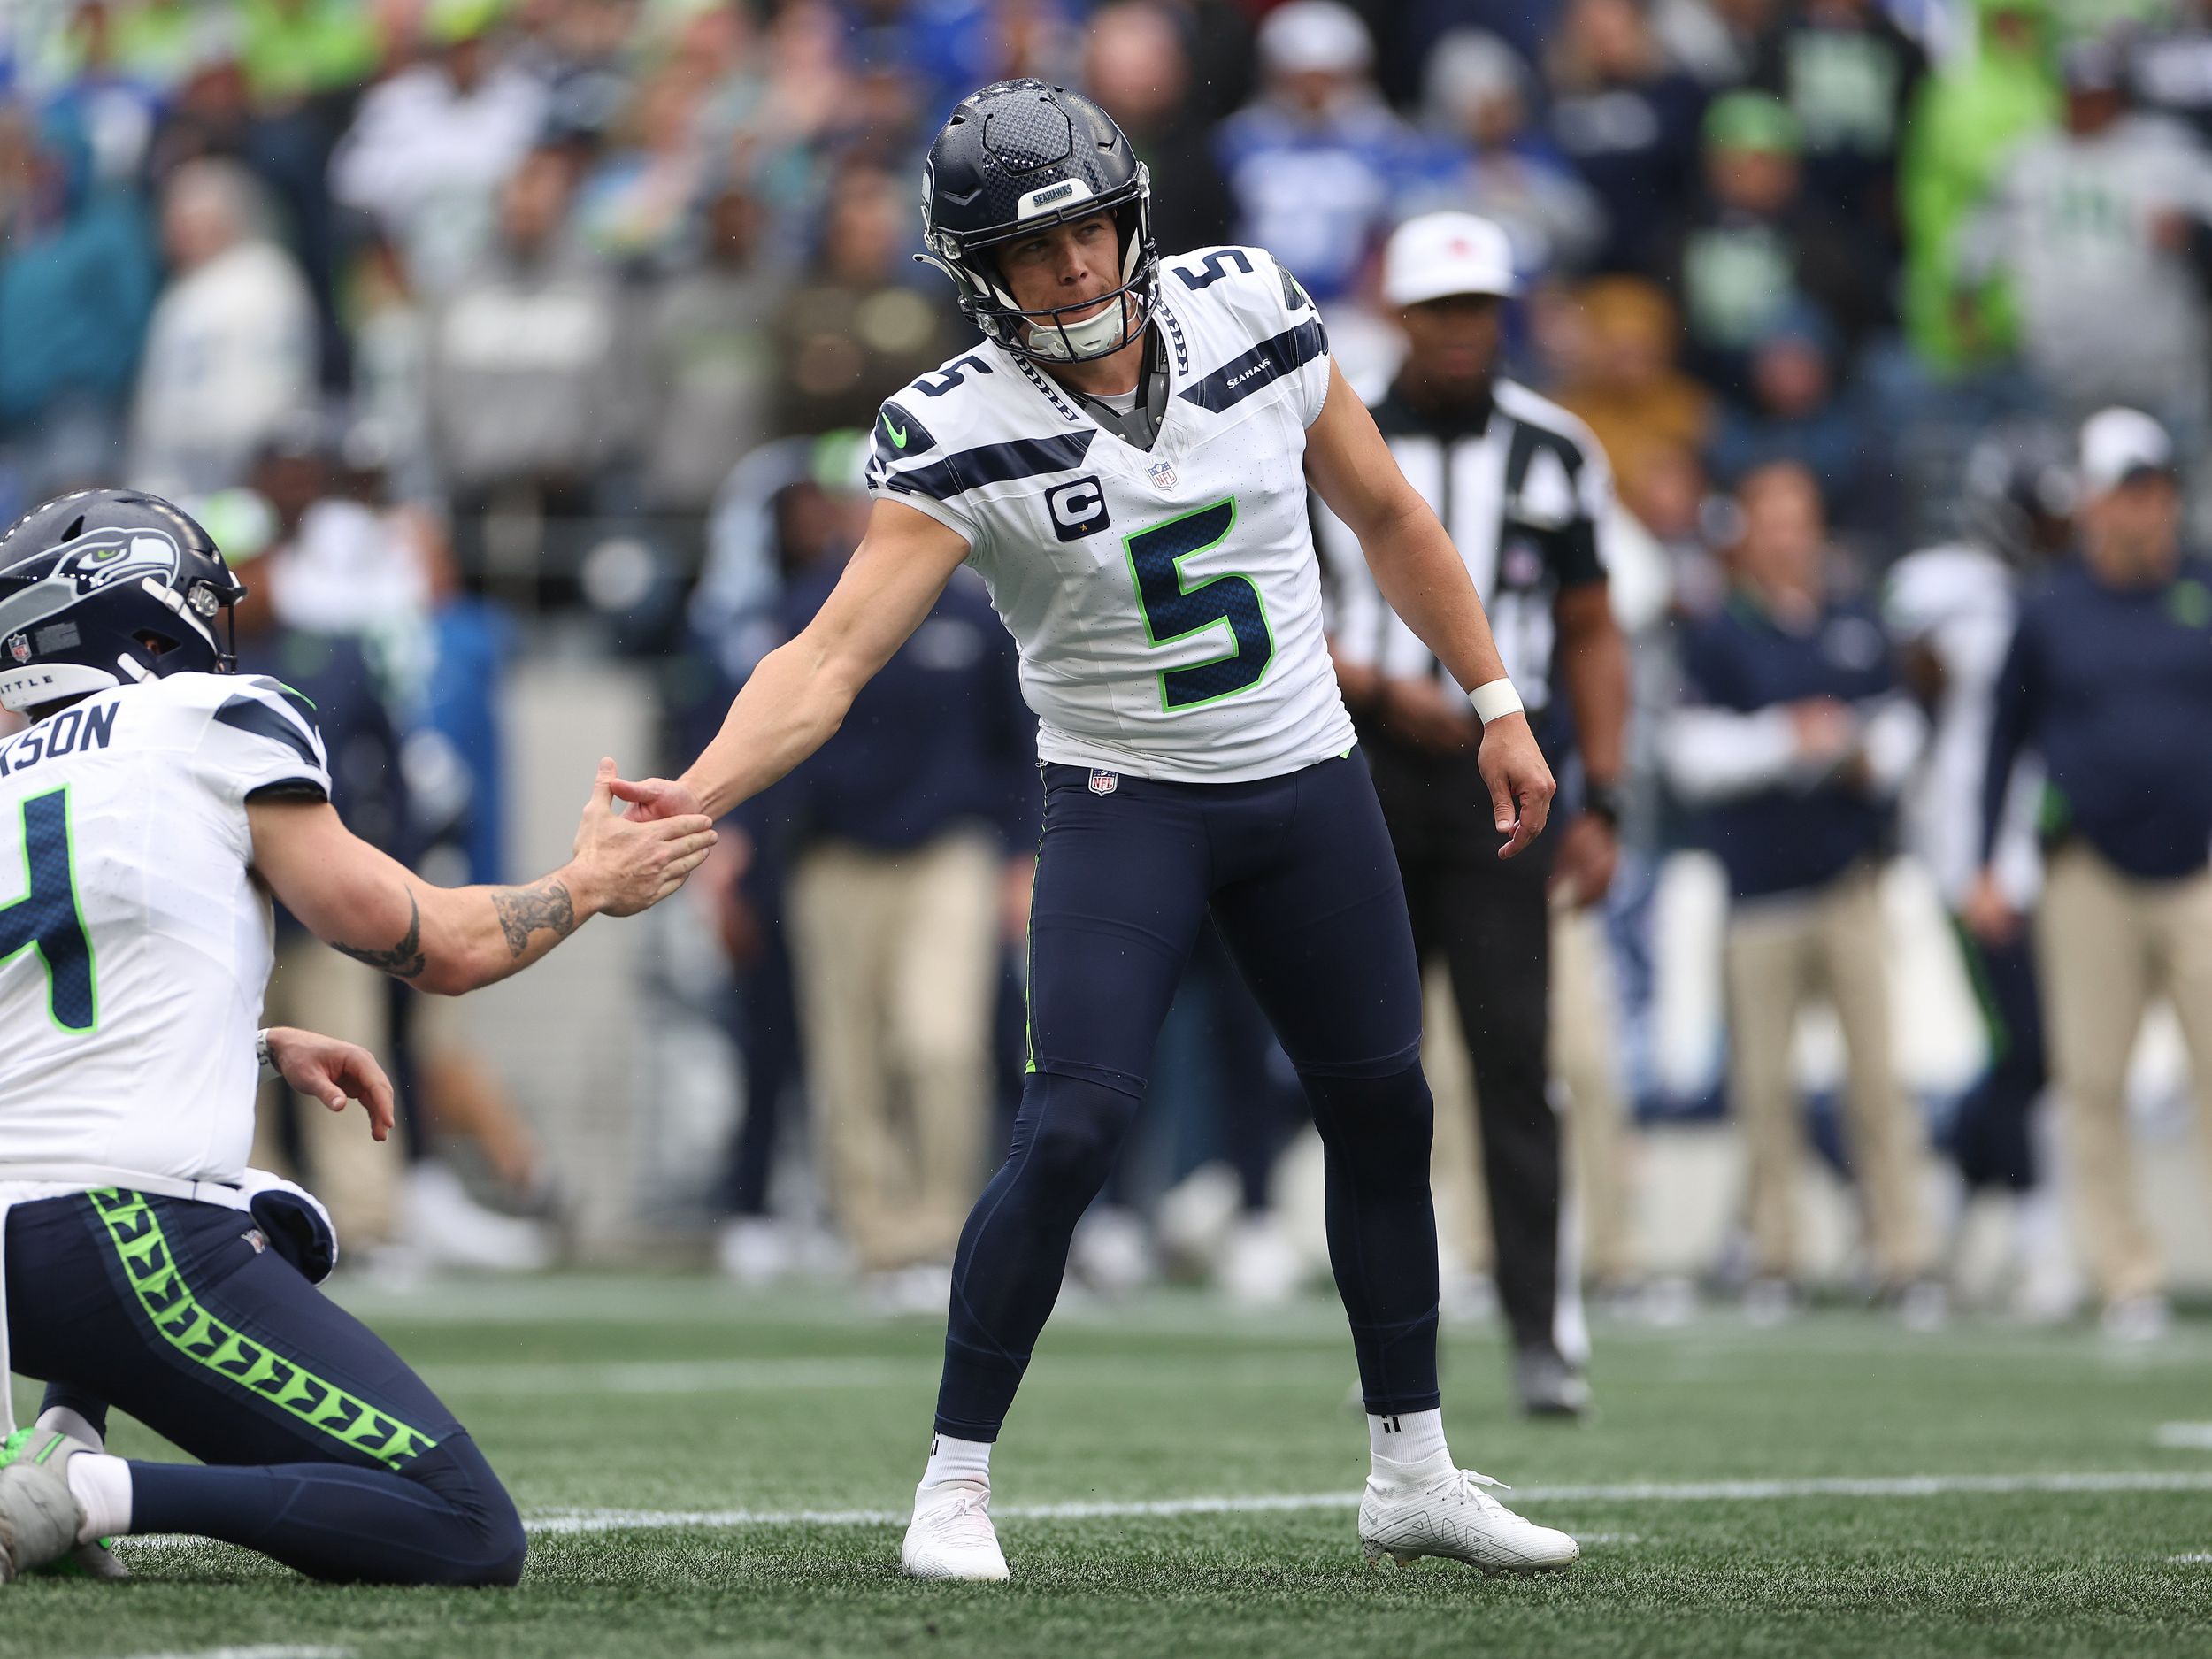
[1124,495,1274,710]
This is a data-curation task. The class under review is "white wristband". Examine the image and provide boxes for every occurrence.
[1468,678,1524,725]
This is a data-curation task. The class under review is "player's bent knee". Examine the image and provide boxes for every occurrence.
[410,1432,528,1587]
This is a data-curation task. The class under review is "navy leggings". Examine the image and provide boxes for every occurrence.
[8,1189,524,1586]
[936,752,1440,1439]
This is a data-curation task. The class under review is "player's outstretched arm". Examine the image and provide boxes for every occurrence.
[248,759,718,995]
[1302,358,1555,856]
[613,499,972,822]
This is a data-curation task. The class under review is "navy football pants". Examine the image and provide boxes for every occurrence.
[7,1189,525,1585]
[936,752,1440,1439]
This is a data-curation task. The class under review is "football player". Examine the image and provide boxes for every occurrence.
[0,489,716,1584]
[612,81,1578,1580]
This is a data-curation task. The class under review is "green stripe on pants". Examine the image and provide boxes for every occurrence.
[88,1188,440,1471]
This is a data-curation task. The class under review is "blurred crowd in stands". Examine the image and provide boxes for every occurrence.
[6,0,2212,1338]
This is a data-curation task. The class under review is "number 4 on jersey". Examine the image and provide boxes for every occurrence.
[1124,496,1275,710]
[1,787,96,1033]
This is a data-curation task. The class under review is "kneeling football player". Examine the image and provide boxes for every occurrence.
[0,489,716,1584]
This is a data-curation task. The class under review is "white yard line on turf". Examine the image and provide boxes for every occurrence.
[2157,1423,2212,1448]
[423,1353,1353,1395]
[523,1470,2212,1534]
[111,1647,353,1659]
[2171,1554,2212,1563]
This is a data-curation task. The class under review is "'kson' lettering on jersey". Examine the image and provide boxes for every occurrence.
[0,702,120,779]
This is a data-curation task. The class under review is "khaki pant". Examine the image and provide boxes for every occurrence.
[2036,845,2212,1304]
[251,934,401,1247]
[1724,864,1930,1283]
[1427,904,1635,1286]
[1554,901,1636,1286]
[787,832,1002,1271]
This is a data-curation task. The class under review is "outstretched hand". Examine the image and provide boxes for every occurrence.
[265,1026,395,1141]
[575,759,718,916]
[607,772,706,825]
[1478,712,1555,860]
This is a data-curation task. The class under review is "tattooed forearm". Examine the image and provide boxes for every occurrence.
[491,877,578,959]
[334,889,427,979]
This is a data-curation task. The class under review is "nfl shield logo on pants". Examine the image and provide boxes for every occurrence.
[1088,768,1118,796]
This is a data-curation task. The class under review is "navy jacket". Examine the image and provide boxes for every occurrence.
[742,559,1038,856]
[1678,591,1897,899]
[1982,555,2212,881]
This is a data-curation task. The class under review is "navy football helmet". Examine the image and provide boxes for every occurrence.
[0,489,247,714]
[918,79,1157,364]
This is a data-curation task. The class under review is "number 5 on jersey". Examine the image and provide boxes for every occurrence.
[1,787,96,1033]
[1125,496,1274,711]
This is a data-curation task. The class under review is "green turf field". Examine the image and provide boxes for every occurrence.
[8,1276,2212,1659]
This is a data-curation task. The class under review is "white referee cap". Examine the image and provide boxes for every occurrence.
[2078,406,2176,495]
[1382,212,1517,307]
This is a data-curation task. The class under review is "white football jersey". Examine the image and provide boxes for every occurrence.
[866,244,1356,782]
[0,672,331,1184]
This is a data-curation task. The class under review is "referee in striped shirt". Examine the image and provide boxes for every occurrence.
[1317,213,1631,1417]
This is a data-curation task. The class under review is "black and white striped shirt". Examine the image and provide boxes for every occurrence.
[1316,377,1612,716]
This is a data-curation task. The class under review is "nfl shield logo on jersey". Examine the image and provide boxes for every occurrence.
[1088,768,1118,796]
[1147,460,1178,492]
[5,633,28,665]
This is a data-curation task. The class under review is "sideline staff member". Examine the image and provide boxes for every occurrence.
[1318,213,1631,1416]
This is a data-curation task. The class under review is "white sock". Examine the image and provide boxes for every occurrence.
[34,1406,102,1450]
[1368,1408,1449,1471]
[65,1451,131,1545]
[918,1433,992,1491]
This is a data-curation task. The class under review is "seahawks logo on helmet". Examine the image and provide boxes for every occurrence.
[47,528,185,595]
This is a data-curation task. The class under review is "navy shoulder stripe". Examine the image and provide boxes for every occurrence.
[214,694,322,771]
[1178,319,1327,414]
[885,431,1095,503]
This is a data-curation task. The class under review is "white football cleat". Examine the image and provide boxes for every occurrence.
[0,1448,85,1584]
[901,1480,1010,1581]
[1358,1454,1579,1577]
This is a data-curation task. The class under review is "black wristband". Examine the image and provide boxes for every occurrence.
[1582,780,1624,829]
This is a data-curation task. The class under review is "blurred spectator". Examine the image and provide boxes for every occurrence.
[1748,0,1927,250]
[1660,0,1785,86]
[1552,275,1714,483]
[1213,0,1422,303]
[222,435,413,1251]
[1970,409,2212,1340]
[744,453,1036,1295]
[0,101,156,506]
[1413,28,1607,279]
[1081,0,1234,254]
[1650,91,1879,399]
[772,162,955,439]
[637,175,784,521]
[42,2,165,184]
[238,0,380,106]
[1884,422,2072,1313]
[1544,0,1708,273]
[1663,462,1934,1317]
[428,143,633,509]
[2132,0,2212,142]
[1956,40,2212,434]
[1705,301,1875,519]
[128,157,317,497]
[577,61,712,270]
[329,0,549,299]
[1900,0,2058,374]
